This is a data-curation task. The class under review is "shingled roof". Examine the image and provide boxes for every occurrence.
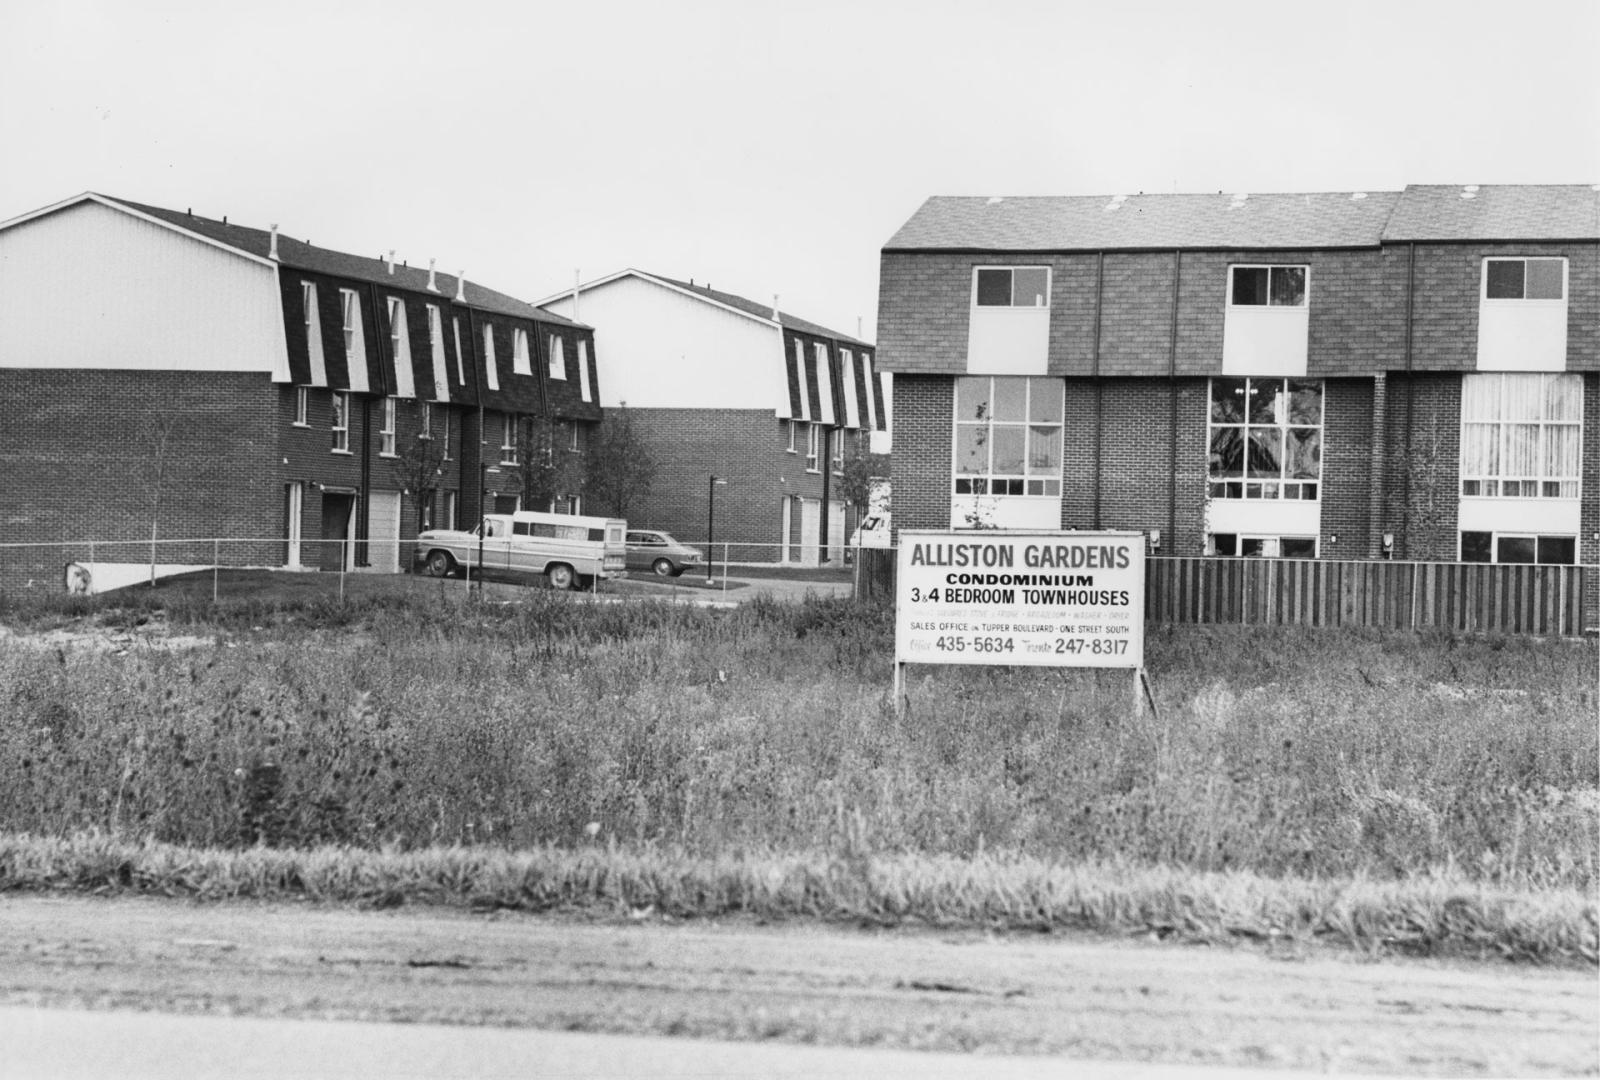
[884,185,1600,252]
[1381,185,1600,241]
[97,194,586,328]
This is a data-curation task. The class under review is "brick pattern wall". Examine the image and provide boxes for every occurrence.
[0,370,283,592]
[887,375,953,540]
[600,407,834,561]
[1098,254,1177,376]
[1583,373,1599,626]
[1383,373,1462,560]
[1319,378,1376,560]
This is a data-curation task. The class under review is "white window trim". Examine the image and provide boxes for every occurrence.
[951,376,1065,499]
[380,397,398,457]
[577,339,592,401]
[340,289,359,360]
[331,391,351,454]
[513,328,533,376]
[482,324,499,391]
[440,407,452,460]
[971,266,1053,308]
[499,413,518,465]
[452,317,466,387]
[1459,530,1578,564]
[1481,256,1568,304]
[1227,264,1310,309]
[1207,533,1320,558]
[292,385,309,426]
[805,422,820,472]
[1207,377,1324,502]
[785,419,797,453]
[419,401,432,440]
[549,334,567,380]
[1458,372,1582,500]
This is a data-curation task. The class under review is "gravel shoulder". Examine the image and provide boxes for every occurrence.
[1,895,1594,1076]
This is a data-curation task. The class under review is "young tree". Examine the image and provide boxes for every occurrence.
[584,406,658,520]
[835,433,889,517]
[386,423,449,536]
[137,410,181,586]
[512,414,585,513]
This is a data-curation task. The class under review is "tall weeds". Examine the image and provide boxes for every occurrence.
[1,594,1594,892]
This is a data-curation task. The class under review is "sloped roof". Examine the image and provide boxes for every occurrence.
[1381,185,1600,241]
[884,191,1405,252]
[96,194,587,328]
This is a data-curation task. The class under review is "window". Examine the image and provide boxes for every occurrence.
[578,339,592,401]
[549,334,566,380]
[805,423,820,471]
[340,289,359,359]
[420,401,432,439]
[565,420,580,452]
[952,376,1063,496]
[388,298,405,361]
[428,305,443,354]
[1209,534,1317,558]
[331,391,350,452]
[440,408,451,459]
[482,324,499,391]
[302,282,315,331]
[442,490,457,530]
[500,413,518,465]
[513,328,532,376]
[293,386,308,426]
[380,397,397,456]
[1230,265,1307,307]
[785,419,797,453]
[452,316,466,386]
[833,429,845,470]
[974,267,1050,308]
[419,490,436,532]
[1461,531,1576,564]
[1461,373,1581,498]
[1208,378,1322,500]
[1484,258,1565,301]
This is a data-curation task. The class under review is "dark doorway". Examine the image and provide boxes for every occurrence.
[319,492,355,571]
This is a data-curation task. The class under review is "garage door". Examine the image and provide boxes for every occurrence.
[827,499,846,564]
[368,491,402,574]
[799,498,821,567]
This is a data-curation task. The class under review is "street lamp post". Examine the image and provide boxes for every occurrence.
[707,475,727,583]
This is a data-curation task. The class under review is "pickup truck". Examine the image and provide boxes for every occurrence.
[416,510,628,589]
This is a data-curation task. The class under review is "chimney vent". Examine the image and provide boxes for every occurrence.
[268,224,279,260]
[456,272,466,301]
[386,250,396,275]
[427,259,439,292]
[772,294,780,321]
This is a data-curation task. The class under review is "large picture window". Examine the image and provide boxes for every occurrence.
[1461,531,1575,565]
[953,377,1063,497]
[1484,258,1565,301]
[1208,378,1322,500]
[1461,373,1581,498]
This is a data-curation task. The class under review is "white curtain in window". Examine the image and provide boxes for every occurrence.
[1544,426,1580,481]
[1503,375,1543,421]
[1461,423,1498,477]
[1545,374,1582,421]
[1461,374,1498,421]
[1504,424,1539,476]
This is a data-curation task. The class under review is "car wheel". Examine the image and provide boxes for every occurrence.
[424,550,456,578]
[547,563,576,590]
[651,558,675,578]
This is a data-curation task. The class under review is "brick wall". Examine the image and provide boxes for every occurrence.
[600,407,828,561]
[0,370,283,592]
[1319,378,1376,559]
[1583,373,1599,626]
[1383,373,1462,560]
[887,375,953,539]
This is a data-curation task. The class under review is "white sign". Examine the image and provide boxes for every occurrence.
[894,530,1144,668]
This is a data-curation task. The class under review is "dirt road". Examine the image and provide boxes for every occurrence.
[0,896,1594,1076]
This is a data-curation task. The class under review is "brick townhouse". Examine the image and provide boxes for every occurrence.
[0,192,601,592]
[877,184,1598,601]
[540,270,888,564]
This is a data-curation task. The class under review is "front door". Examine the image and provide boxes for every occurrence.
[284,482,303,567]
[799,498,821,567]
[319,493,355,571]
[367,491,402,573]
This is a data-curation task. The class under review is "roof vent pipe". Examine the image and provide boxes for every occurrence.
[268,224,279,260]
[386,250,396,275]
[427,259,438,292]
[772,294,780,321]
[456,272,466,302]
[572,269,581,322]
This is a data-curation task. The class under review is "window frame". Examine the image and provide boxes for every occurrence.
[1459,530,1576,565]
[499,413,518,466]
[388,297,405,364]
[971,266,1052,309]
[419,401,432,440]
[1482,256,1567,302]
[1208,533,1319,558]
[951,376,1064,498]
[805,422,820,472]
[379,396,398,457]
[549,334,567,380]
[785,419,797,453]
[1459,372,1582,499]
[292,385,308,426]
[1207,377,1323,501]
[513,328,532,376]
[340,289,359,360]
[330,391,351,453]
[1227,264,1310,308]
[440,407,451,459]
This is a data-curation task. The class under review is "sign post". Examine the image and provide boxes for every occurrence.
[893,530,1147,714]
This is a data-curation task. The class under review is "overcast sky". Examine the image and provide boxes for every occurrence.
[3,0,1597,343]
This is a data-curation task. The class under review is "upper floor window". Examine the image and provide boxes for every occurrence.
[1208,378,1322,500]
[419,401,432,439]
[440,407,452,459]
[564,420,580,452]
[388,298,405,359]
[331,391,350,453]
[1230,265,1307,307]
[1461,373,1581,498]
[340,289,360,358]
[785,419,798,453]
[482,323,499,391]
[952,376,1063,497]
[1484,258,1565,301]
[805,423,820,471]
[380,397,397,456]
[293,386,308,426]
[452,316,466,386]
[427,305,443,353]
[549,334,567,380]
[974,267,1050,308]
[577,339,592,401]
[301,282,315,330]
[513,328,532,376]
[500,413,518,465]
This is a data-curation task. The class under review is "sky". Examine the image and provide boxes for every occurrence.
[2,0,1597,346]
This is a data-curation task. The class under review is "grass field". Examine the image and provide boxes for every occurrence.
[1,585,1595,961]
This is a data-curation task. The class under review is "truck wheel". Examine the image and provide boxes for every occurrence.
[652,558,675,578]
[547,564,576,590]
[424,550,456,577]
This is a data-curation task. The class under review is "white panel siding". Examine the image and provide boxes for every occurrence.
[1458,497,1579,535]
[1221,307,1310,376]
[0,200,287,377]
[542,276,785,410]
[1205,499,1320,537]
[967,307,1049,375]
[1477,304,1567,371]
